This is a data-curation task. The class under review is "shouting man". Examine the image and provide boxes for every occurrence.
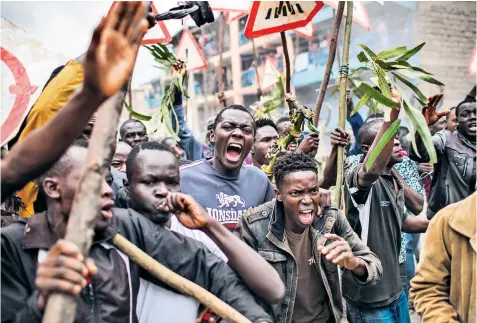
[2,140,274,323]
[180,105,274,230]
[124,141,284,322]
[235,152,382,323]
[411,92,476,219]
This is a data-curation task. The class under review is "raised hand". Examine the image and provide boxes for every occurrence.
[297,133,320,155]
[330,127,349,147]
[35,240,98,311]
[160,192,210,229]
[84,1,148,98]
[317,233,361,270]
[422,94,450,126]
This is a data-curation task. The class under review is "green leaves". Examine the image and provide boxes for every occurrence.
[359,83,399,108]
[395,69,444,86]
[365,119,401,171]
[353,43,442,164]
[124,102,152,121]
[397,42,425,61]
[351,94,370,116]
[377,46,408,60]
[391,72,427,103]
[357,52,369,63]
[358,44,378,60]
[402,100,437,163]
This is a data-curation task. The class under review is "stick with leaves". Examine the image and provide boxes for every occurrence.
[125,44,189,141]
[351,42,444,168]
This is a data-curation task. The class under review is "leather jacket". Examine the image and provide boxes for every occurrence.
[1,208,272,323]
[234,200,383,323]
[410,130,476,219]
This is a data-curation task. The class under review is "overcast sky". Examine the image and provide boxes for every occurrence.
[1,1,192,86]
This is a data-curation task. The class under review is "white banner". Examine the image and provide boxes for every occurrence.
[1,18,68,145]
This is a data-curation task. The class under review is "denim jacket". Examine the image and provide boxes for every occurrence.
[234,200,383,323]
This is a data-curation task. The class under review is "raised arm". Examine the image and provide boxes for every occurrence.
[320,127,350,189]
[358,89,401,188]
[410,94,449,163]
[161,192,285,305]
[1,3,148,200]
[170,90,203,161]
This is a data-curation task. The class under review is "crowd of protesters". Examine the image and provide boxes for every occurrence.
[1,3,476,323]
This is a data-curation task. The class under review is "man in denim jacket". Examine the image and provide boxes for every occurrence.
[234,153,382,323]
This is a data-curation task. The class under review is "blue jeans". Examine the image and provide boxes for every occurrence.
[346,291,411,323]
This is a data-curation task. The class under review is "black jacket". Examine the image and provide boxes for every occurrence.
[410,130,476,219]
[1,208,272,323]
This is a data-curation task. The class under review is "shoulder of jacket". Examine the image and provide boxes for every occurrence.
[1,220,27,246]
[243,200,275,225]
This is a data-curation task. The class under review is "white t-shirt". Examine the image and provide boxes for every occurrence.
[136,216,227,323]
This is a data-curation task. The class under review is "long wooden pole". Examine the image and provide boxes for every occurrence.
[334,2,353,208]
[111,234,251,323]
[280,31,291,94]
[217,12,226,108]
[42,85,128,323]
[313,2,345,127]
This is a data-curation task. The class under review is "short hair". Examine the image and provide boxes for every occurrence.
[255,118,278,132]
[126,141,176,181]
[357,118,384,146]
[276,117,291,127]
[366,111,385,121]
[212,105,255,131]
[119,119,147,139]
[42,139,89,180]
[273,152,317,188]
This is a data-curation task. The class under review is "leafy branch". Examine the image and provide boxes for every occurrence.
[350,42,443,165]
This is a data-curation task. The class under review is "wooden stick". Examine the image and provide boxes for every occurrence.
[313,2,345,127]
[334,2,353,208]
[111,234,252,323]
[42,85,128,323]
[252,39,262,100]
[128,78,133,119]
[280,32,291,94]
[217,12,226,108]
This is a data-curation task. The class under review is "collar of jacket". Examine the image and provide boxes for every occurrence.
[458,131,477,152]
[267,200,334,243]
[22,212,118,250]
[449,192,477,251]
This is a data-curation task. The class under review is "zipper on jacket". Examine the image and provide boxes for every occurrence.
[88,283,98,323]
[312,238,339,323]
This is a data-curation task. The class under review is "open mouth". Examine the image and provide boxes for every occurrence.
[226,143,243,162]
[396,149,407,157]
[298,210,314,225]
[100,200,114,220]
[469,122,476,131]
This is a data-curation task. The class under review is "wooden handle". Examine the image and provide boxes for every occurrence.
[111,234,252,323]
